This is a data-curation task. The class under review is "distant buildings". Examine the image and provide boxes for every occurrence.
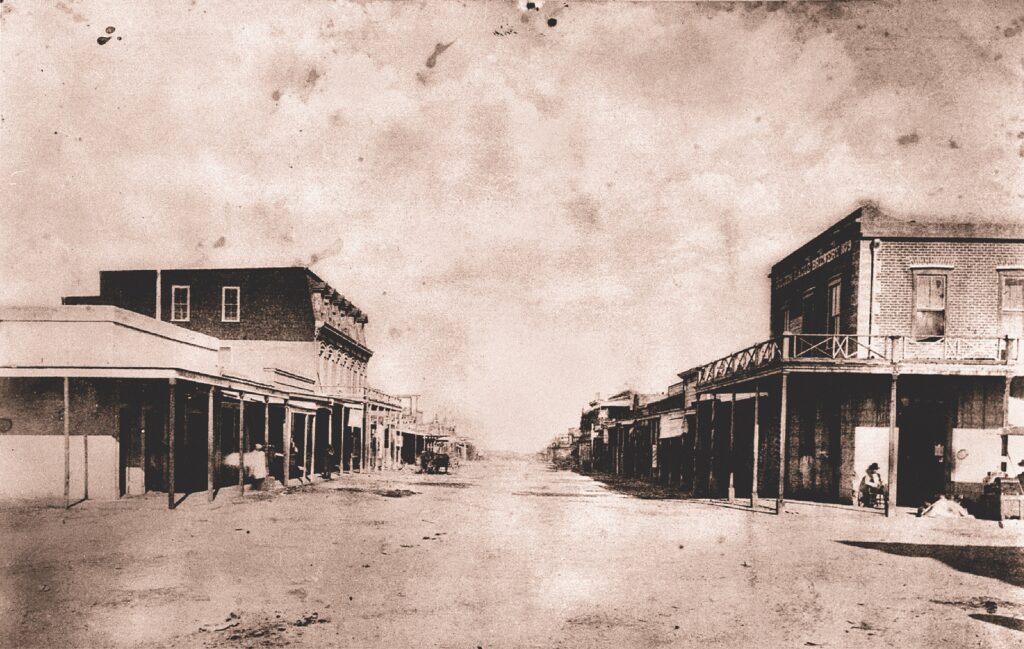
[557,205,1024,516]
[0,266,473,507]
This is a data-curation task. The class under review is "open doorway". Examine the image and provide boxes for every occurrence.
[896,377,951,507]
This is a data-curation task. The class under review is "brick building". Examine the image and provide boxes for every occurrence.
[690,204,1024,514]
[0,266,409,508]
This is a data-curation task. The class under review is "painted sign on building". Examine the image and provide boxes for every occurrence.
[773,239,854,289]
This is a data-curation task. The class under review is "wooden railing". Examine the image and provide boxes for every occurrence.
[696,339,782,385]
[364,386,402,408]
[696,334,1020,386]
[789,334,1019,363]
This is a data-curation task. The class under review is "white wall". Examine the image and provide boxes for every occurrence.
[220,340,316,385]
[0,435,118,501]
[951,428,1003,483]
[0,310,220,375]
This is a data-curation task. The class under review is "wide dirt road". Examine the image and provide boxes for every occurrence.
[2,457,1023,648]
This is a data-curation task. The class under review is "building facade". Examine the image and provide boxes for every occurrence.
[693,205,1024,513]
[560,205,1024,516]
[0,266,416,508]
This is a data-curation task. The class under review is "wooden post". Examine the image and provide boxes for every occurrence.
[282,404,291,487]
[689,398,700,495]
[327,407,333,477]
[238,397,246,493]
[776,373,788,515]
[168,378,176,510]
[113,381,121,500]
[83,428,89,501]
[207,387,215,501]
[708,396,717,497]
[263,398,270,449]
[304,414,311,481]
[139,406,147,494]
[886,372,899,517]
[728,391,736,503]
[751,385,760,509]
[63,377,70,509]
[310,413,318,478]
[1002,373,1012,472]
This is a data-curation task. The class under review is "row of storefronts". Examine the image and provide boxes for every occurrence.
[0,267,471,508]
[558,205,1024,516]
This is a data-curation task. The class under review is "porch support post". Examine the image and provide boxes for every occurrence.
[167,378,176,510]
[690,397,700,495]
[83,423,89,501]
[776,372,788,515]
[112,381,120,500]
[886,371,899,517]
[728,391,736,503]
[1002,372,1012,472]
[283,403,291,487]
[304,414,312,481]
[63,377,70,509]
[327,406,334,477]
[207,387,215,501]
[751,385,760,509]
[264,397,270,449]
[238,397,246,494]
[311,413,318,478]
[708,396,717,497]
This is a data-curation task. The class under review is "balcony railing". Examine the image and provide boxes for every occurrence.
[697,339,782,385]
[364,386,402,408]
[696,334,1020,386]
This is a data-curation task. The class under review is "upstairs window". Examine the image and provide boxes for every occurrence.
[827,279,842,335]
[222,286,240,322]
[1001,273,1024,338]
[781,304,792,334]
[171,285,190,322]
[801,289,816,334]
[913,273,946,339]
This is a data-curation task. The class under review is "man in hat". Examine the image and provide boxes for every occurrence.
[859,462,886,507]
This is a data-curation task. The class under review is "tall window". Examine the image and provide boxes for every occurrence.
[222,286,240,322]
[171,285,190,322]
[913,273,946,339]
[1001,273,1024,337]
[801,289,816,334]
[781,304,792,334]
[827,279,842,335]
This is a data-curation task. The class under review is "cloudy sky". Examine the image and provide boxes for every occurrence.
[2,1,1022,451]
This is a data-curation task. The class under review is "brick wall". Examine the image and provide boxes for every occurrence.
[871,240,1024,337]
[159,268,315,341]
[770,244,860,337]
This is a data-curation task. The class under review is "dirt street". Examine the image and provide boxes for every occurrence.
[2,457,1023,648]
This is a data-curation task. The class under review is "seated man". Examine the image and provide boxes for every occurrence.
[859,462,886,507]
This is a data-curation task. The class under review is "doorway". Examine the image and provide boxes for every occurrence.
[896,378,951,507]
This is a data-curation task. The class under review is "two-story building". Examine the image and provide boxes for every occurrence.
[689,204,1024,514]
[0,266,408,508]
[579,391,636,474]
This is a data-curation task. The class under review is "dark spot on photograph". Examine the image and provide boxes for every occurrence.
[897,131,919,145]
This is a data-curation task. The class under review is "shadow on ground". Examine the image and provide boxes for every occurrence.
[968,614,1024,633]
[839,541,1024,588]
[586,474,689,500]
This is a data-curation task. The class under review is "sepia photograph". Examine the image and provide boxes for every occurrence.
[1,0,1023,647]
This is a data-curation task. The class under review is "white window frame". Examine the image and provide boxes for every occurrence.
[911,271,947,339]
[1000,272,1024,313]
[221,286,240,323]
[827,277,842,335]
[171,285,190,322]
[999,270,1024,337]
